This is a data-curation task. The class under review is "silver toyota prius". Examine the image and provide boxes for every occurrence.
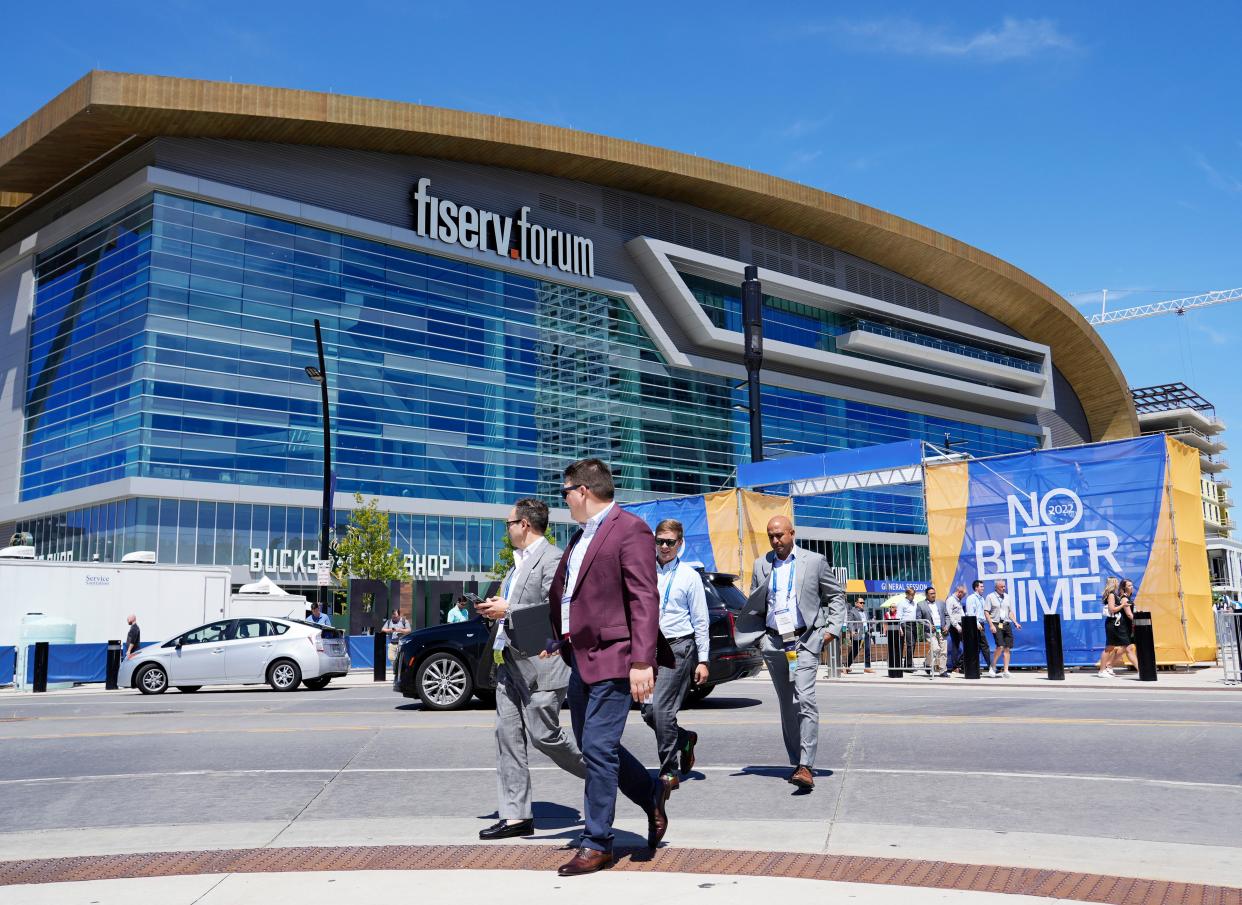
[119,617,351,694]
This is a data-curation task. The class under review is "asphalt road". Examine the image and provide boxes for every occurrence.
[2,676,1240,851]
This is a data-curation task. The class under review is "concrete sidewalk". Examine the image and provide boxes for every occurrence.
[0,868,1116,905]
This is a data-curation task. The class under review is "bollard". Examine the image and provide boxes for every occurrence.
[886,624,902,678]
[962,616,981,680]
[373,631,386,682]
[32,641,49,693]
[105,640,122,690]
[1043,613,1065,681]
[1132,610,1158,682]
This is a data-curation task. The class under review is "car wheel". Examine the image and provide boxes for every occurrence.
[267,659,302,692]
[684,684,714,707]
[176,686,202,693]
[415,652,473,710]
[136,664,168,695]
[302,676,331,690]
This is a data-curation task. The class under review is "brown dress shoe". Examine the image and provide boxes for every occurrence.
[647,773,674,848]
[557,848,614,876]
[789,765,814,790]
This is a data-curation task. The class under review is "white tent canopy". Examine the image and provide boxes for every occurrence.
[237,575,290,595]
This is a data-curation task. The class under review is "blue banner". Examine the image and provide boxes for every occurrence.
[0,646,14,685]
[938,436,1168,666]
[623,496,717,571]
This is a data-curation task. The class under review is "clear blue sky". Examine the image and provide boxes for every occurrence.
[4,1,1240,440]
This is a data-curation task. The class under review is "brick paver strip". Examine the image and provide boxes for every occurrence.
[0,845,1237,904]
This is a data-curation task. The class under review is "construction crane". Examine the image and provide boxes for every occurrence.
[1085,287,1242,325]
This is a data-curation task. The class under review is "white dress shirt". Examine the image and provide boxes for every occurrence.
[657,557,710,664]
[560,502,615,636]
[927,602,942,628]
[495,537,547,649]
[897,598,917,622]
[765,547,805,633]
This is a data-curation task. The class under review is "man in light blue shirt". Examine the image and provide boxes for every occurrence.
[640,518,710,788]
[447,596,471,624]
[307,602,333,627]
[963,580,993,673]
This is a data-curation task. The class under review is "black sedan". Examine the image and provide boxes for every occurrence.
[396,571,763,710]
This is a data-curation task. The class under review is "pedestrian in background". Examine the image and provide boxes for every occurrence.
[964,580,993,673]
[447,596,471,624]
[1097,577,1122,678]
[307,602,332,627]
[641,518,709,789]
[382,609,409,683]
[1115,578,1141,673]
[846,598,872,673]
[897,587,917,670]
[946,585,966,673]
[985,580,1020,677]
[124,614,141,659]
[916,586,949,677]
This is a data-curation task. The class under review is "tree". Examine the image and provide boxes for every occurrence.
[490,525,557,579]
[333,493,408,617]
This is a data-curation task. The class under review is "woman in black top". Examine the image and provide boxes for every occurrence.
[1114,578,1140,672]
[1097,577,1122,677]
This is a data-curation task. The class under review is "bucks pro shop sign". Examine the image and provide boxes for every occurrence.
[410,178,595,278]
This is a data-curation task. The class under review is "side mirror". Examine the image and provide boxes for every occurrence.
[174,641,183,651]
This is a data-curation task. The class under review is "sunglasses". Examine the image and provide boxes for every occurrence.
[559,484,585,499]
[504,519,524,527]
[654,538,679,547]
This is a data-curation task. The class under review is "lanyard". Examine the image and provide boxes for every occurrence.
[660,558,679,612]
[770,556,796,606]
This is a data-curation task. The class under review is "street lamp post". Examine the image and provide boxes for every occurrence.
[304,319,332,617]
[741,265,765,463]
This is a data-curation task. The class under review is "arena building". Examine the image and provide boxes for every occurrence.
[0,72,1138,619]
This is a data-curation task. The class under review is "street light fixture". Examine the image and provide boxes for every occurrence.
[306,321,333,617]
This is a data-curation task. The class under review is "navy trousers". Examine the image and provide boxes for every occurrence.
[567,650,655,853]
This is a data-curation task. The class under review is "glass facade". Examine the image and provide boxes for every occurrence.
[683,271,1043,376]
[17,190,1041,582]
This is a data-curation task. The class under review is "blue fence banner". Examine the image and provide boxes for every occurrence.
[928,436,1170,666]
[0,646,14,685]
[623,495,716,571]
[348,635,375,670]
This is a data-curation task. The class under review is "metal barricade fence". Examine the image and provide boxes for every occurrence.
[822,619,942,677]
[1215,610,1242,685]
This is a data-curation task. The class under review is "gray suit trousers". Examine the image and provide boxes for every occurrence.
[494,658,586,820]
[640,636,697,775]
[759,633,820,768]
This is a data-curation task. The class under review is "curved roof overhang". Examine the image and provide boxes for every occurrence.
[0,71,1137,441]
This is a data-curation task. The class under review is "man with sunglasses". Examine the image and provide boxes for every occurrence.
[547,459,674,877]
[641,518,710,790]
[475,498,585,841]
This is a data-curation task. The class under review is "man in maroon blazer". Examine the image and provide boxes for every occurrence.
[546,458,674,877]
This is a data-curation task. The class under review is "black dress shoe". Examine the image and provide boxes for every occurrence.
[679,730,698,775]
[557,848,613,876]
[647,773,674,848]
[478,819,534,840]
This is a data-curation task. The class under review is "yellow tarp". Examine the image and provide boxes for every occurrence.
[704,489,793,591]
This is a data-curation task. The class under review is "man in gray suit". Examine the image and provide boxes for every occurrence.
[475,498,586,839]
[915,586,950,678]
[749,515,846,791]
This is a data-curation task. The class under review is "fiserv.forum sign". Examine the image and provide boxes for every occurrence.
[409,178,595,278]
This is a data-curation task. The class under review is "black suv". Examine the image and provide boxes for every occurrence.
[396,571,762,710]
